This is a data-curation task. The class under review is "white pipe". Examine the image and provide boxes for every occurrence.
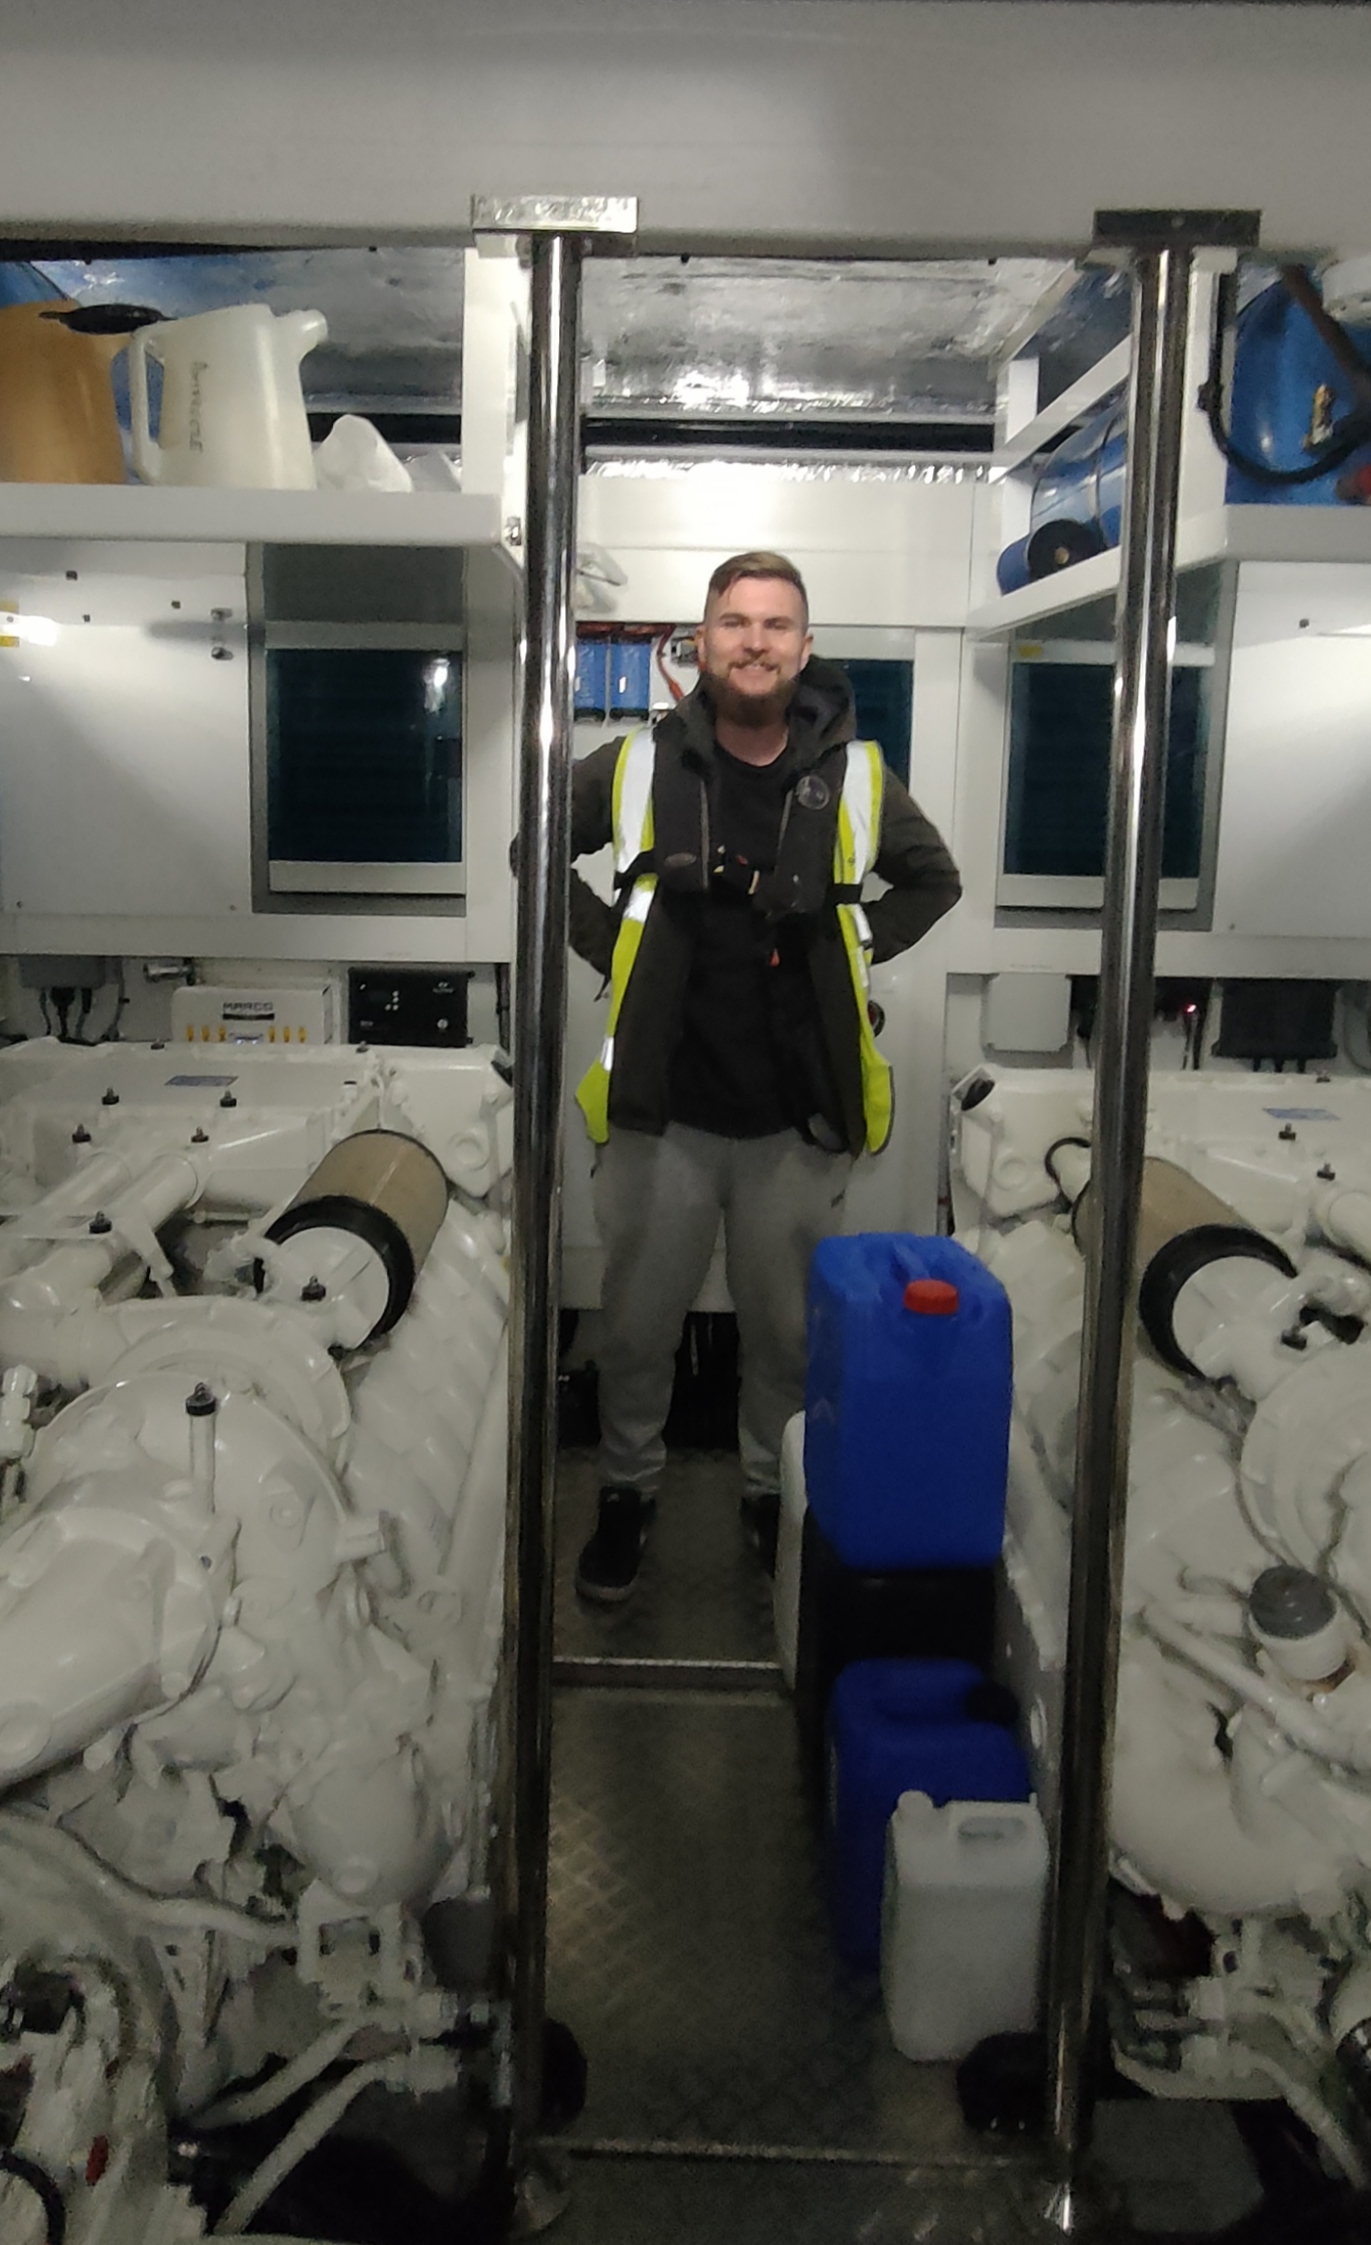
[197,2022,359,2129]
[1143,1605,1371,1771]
[0,1814,294,1949]
[1243,2034,1371,2189]
[1317,1185,1371,1269]
[1050,1141,1092,1204]
[0,1158,206,1364]
[1115,2036,1369,2189]
[1112,1646,1330,1916]
[0,1149,146,1276]
[0,1365,36,1465]
[0,1151,209,1382]
[212,2060,397,2235]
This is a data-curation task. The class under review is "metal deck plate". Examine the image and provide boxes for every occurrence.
[554,1450,776,1666]
[545,1451,1262,2238]
[546,2157,1039,2245]
[547,1685,993,2160]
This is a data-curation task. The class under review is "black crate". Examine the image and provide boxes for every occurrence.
[794,1508,996,1797]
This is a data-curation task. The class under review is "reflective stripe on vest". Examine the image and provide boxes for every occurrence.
[575,731,891,1152]
[834,740,893,1154]
[577,729,657,1143]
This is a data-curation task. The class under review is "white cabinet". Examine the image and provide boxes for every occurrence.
[1213,562,1371,940]
[0,552,252,920]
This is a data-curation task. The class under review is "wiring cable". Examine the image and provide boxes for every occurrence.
[0,1814,296,1950]
[211,2059,396,2235]
[0,2147,66,2243]
[97,966,129,1044]
[196,2022,359,2129]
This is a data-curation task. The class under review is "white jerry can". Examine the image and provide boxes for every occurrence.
[881,1790,1048,2062]
[773,1411,807,1689]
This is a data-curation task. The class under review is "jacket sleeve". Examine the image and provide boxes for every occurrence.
[864,764,962,964]
[568,737,624,981]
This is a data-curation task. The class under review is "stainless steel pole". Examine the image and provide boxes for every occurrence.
[499,225,583,2162]
[1043,241,1193,2187]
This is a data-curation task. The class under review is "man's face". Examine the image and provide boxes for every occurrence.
[694,575,813,728]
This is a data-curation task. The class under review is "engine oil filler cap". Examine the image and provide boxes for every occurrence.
[903,1278,959,1316]
[1249,1565,1335,1640]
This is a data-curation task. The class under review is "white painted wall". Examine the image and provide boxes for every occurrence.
[1,2,1370,256]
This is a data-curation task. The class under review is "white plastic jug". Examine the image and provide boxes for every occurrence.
[881,1791,1047,2061]
[129,305,327,489]
[773,1411,807,1690]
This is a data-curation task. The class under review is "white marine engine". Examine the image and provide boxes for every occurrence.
[0,1037,511,2242]
[957,1068,1371,2182]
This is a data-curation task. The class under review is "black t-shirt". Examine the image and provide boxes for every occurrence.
[665,744,842,1142]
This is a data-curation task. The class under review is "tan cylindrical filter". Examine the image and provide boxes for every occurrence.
[1072,1156,1242,1271]
[1073,1156,1295,1376]
[267,1130,448,1338]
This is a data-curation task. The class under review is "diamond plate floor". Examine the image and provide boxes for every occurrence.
[549,1451,988,2163]
[547,2158,1038,2245]
[548,1686,990,2158]
[554,1449,775,1665]
[545,1452,1263,2240]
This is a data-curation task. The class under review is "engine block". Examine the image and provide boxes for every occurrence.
[957,1067,1371,2184]
[0,1038,511,2242]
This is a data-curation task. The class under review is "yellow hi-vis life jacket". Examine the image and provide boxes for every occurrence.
[575,728,893,1154]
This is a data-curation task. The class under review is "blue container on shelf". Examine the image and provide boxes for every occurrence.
[609,637,652,719]
[997,277,1371,592]
[804,1234,1011,1573]
[1225,278,1371,506]
[1032,399,1127,548]
[0,262,63,308]
[996,398,1129,591]
[826,1658,1031,1969]
[574,636,610,721]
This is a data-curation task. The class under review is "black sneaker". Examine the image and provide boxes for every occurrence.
[575,1486,652,1603]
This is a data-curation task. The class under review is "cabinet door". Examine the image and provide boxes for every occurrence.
[0,564,251,919]
[1213,562,1371,939]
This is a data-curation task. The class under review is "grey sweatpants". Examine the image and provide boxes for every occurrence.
[593,1123,852,1499]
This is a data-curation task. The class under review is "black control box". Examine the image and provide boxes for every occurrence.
[348,968,473,1048]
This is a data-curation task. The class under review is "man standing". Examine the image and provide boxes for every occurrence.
[569,551,960,1601]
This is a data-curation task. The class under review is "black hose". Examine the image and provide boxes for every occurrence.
[0,2148,66,2244]
[1200,268,1371,488]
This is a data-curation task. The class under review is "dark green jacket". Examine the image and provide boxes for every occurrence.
[569,657,961,1155]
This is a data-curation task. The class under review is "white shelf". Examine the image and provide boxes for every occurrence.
[990,341,1130,477]
[0,484,510,550]
[967,506,1371,636]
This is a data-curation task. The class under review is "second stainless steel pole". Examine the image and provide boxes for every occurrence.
[500,227,583,2163]
[1044,242,1194,2184]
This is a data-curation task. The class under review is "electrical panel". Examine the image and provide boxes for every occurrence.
[348,967,472,1048]
[170,980,341,1047]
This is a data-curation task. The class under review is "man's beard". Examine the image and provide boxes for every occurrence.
[705,666,797,730]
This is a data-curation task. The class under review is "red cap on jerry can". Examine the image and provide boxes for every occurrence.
[903,1278,959,1316]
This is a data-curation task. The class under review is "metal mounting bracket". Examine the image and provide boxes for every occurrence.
[471,193,638,250]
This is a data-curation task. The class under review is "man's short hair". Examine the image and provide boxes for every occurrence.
[705,551,810,627]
